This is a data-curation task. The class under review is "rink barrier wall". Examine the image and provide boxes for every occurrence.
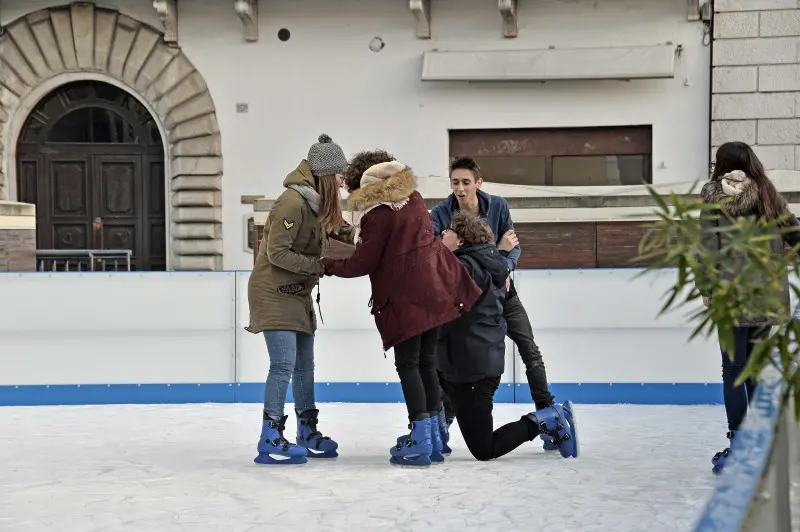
[692,303,799,532]
[0,382,723,407]
[0,268,756,407]
[692,358,798,531]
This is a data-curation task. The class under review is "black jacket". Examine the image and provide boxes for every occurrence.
[438,243,509,383]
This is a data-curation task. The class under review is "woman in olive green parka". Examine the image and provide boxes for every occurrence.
[247,134,353,465]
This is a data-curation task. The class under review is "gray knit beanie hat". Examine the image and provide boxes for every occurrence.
[307,133,348,177]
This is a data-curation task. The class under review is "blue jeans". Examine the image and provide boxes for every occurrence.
[263,331,316,420]
[721,326,768,431]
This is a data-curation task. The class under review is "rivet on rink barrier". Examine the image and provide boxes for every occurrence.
[167,384,171,387]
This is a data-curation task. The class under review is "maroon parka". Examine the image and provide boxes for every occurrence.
[321,162,481,351]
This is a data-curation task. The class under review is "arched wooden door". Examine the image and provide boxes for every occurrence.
[16,81,166,271]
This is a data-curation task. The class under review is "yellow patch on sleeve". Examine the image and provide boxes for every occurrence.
[283,218,295,230]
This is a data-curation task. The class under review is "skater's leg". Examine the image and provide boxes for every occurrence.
[721,327,753,432]
[712,326,759,473]
[391,333,433,466]
[292,332,316,413]
[393,333,427,419]
[293,332,338,458]
[256,331,307,464]
[419,327,445,462]
[263,331,297,419]
[743,325,769,404]
[504,294,555,410]
[438,371,456,421]
[420,327,442,413]
[451,377,539,461]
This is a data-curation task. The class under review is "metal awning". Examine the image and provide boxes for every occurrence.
[421,44,678,82]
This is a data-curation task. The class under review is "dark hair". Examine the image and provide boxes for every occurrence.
[316,174,344,233]
[712,141,785,221]
[344,150,395,192]
[449,156,482,181]
[450,211,494,245]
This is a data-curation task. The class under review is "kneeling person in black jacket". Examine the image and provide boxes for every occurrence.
[439,212,579,460]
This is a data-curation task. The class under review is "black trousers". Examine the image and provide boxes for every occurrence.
[394,327,442,420]
[721,325,768,431]
[442,376,539,461]
[441,294,555,418]
[505,293,555,410]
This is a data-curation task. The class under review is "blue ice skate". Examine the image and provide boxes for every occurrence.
[254,414,308,465]
[390,417,433,467]
[529,401,579,458]
[429,413,445,463]
[396,409,451,456]
[711,430,738,475]
[296,409,339,458]
[540,432,558,452]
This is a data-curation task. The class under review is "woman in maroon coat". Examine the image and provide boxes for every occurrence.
[321,159,481,467]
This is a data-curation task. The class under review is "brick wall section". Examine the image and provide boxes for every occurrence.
[0,229,36,271]
[712,0,800,170]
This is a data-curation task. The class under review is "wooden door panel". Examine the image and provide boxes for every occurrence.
[99,163,137,216]
[101,222,137,251]
[93,155,143,269]
[52,222,90,250]
[149,222,167,271]
[144,156,166,270]
[50,159,90,217]
[146,158,165,217]
[17,158,39,205]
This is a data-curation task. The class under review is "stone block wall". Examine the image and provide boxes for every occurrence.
[712,0,800,169]
[0,201,36,272]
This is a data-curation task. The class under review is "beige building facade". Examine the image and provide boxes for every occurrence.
[0,0,795,271]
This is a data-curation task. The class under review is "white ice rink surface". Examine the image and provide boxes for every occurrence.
[0,403,728,532]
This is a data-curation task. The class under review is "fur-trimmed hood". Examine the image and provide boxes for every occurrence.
[701,170,759,217]
[346,161,416,213]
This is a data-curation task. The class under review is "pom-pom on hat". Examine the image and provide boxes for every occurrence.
[307,133,348,178]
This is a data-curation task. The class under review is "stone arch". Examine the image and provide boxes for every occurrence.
[0,3,223,271]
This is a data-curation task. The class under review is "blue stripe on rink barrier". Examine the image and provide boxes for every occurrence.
[0,382,723,407]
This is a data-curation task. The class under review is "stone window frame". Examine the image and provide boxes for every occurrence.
[0,3,223,270]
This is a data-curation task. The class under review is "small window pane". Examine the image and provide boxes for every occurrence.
[472,156,546,186]
[48,108,92,142]
[47,108,138,143]
[552,155,649,186]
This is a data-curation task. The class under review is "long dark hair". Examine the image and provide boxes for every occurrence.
[316,174,344,233]
[712,141,785,221]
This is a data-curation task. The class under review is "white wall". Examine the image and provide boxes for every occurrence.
[0,269,725,397]
[1,0,712,271]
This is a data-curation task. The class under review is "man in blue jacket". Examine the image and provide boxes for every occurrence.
[430,157,557,446]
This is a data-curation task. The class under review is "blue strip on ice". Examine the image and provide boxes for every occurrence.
[0,382,723,407]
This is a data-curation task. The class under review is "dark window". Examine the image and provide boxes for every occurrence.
[47,107,138,144]
[449,126,652,187]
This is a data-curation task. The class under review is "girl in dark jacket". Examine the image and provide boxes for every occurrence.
[321,160,482,467]
[438,212,579,460]
[698,142,800,474]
